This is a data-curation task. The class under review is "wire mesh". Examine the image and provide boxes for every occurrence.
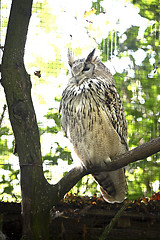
[0,0,159,201]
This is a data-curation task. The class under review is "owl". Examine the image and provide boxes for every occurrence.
[59,49,128,203]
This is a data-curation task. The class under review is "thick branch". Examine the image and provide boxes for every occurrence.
[56,137,160,200]
[89,136,160,172]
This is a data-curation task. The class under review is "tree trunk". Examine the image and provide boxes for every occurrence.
[1,0,55,239]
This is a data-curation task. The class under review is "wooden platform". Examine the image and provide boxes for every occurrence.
[0,195,160,240]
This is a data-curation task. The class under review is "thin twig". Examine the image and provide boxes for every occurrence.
[0,104,7,128]
[99,201,130,240]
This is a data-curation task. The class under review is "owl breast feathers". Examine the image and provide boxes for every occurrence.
[59,49,128,203]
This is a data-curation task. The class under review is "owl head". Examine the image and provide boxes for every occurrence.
[67,48,115,86]
[68,48,96,85]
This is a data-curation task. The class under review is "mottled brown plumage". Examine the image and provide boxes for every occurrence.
[59,49,128,203]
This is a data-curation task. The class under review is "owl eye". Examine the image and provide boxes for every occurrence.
[83,65,90,72]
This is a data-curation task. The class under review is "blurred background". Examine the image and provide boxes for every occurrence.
[0,0,160,202]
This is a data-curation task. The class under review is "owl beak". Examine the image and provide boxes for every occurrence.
[75,77,79,84]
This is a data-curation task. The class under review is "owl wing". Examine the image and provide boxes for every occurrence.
[93,82,128,203]
[59,95,68,137]
[59,86,73,138]
[96,82,128,149]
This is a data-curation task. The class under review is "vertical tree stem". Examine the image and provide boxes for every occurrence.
[99,201,130,240]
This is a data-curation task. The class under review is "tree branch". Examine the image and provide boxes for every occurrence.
[56,137,160,200]
[0,104,7,128]
[88,136,160,172]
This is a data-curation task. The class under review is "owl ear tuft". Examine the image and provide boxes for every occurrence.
[86,48,96,63]
[68,48,74,67]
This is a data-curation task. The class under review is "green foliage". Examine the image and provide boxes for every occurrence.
[92,0,105,14]
[42,142,73,166]
[0,127,9,137]
[70,175,99,197]
[0,127,13,158]
[123,26,140,51]
[132,0,160,20]
[107,2,160,198]
[100,32,118,61]
[44,108,61,130]
[0,130,20,201]
[40,107,73,167]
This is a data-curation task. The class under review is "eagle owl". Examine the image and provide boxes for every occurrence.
[59,49,128,203]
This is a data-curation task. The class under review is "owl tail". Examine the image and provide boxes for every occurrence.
[93,169,127,203]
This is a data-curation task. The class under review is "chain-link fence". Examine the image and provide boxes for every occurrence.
[0,0,159,201]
